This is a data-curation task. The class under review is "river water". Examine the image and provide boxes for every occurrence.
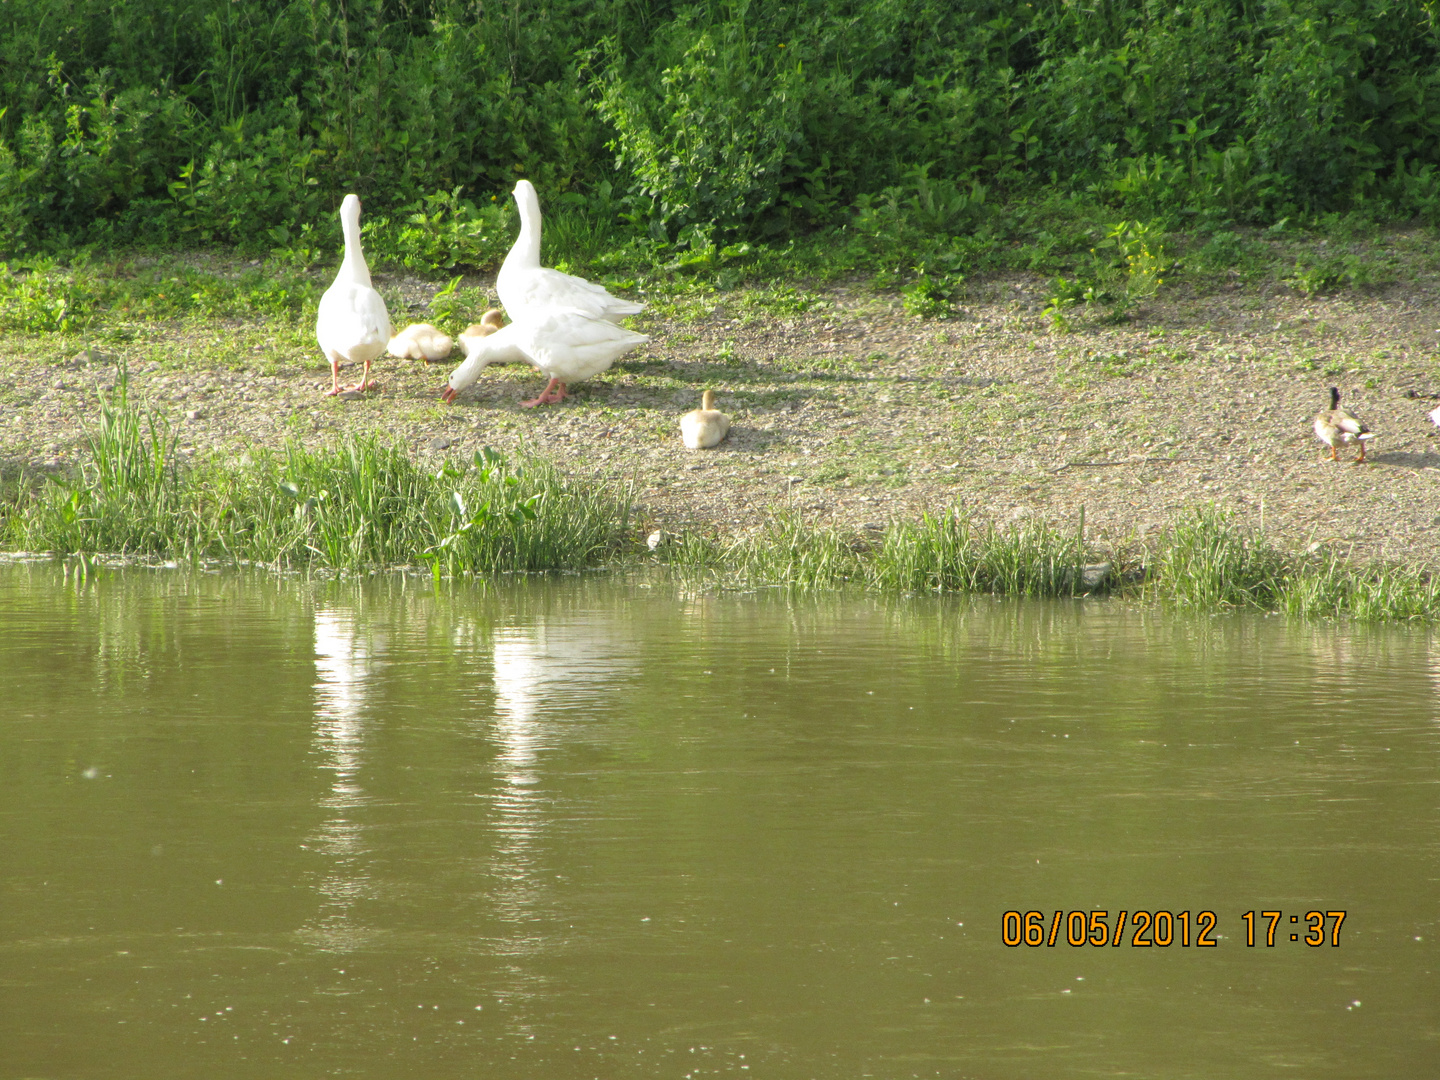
[2,562,1437,1078]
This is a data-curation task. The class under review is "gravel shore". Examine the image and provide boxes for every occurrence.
[4,259,1439,565]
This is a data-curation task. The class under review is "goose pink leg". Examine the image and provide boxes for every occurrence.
[520,378,568,408]
[325,352,376,395]
[344,359,375,394]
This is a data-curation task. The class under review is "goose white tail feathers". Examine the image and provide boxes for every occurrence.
[497,180,645,324]
[316,194,392,395]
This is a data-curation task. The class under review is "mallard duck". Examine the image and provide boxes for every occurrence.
[497,180,644,324]
[387,322,453,362]
[440,308,648,407]
[316,194,392,396]
[680,389,731,449]
[1313,386,1375,463]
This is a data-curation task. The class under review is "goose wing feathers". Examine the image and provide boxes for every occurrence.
[499,267,645,324]
[512,310,649,384]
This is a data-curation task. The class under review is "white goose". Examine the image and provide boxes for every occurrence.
[316,194,392,395]
[497,180,645,324]
[442,308,649,407]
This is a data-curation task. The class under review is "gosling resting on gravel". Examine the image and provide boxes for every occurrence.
[387,322,453,362]
[680,389,731,449]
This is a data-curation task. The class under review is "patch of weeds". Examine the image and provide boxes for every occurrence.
[1041,276,1093,333]
[901,266,965,319]
[1083,350,1154,378]
[1287,257,1344,295]
[426,277,496,328]
[809,462,852,484]
[747,285,816,316]
[371,187,510,273]
[268,223,325,269]
[1042,220,1168,330]
[1188,230,1267,280]
[0,260,86,332]
[1285,250,1393,296]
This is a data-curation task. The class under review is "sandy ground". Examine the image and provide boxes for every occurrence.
[3,263,1440,564]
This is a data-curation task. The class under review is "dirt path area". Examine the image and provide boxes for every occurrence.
[4,265,1439,564]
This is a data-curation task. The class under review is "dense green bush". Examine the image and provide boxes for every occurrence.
[2,0,1438,255]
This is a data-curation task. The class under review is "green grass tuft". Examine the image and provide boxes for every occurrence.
[5,374,631,574]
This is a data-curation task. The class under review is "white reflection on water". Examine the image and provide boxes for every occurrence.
[487,617,638,940]
[299,607,384,952]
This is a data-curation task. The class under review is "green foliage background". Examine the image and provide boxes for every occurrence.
[3,0,1439,254]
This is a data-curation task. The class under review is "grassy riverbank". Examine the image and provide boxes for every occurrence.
[6,381,1440,623]
[3,376,631,576]
[662,506,1440,622]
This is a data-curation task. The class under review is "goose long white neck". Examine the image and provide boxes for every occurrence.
[508,181,542,270]
[339,195,372,286]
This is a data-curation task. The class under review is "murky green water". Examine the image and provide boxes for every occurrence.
[2,562,1437,1078]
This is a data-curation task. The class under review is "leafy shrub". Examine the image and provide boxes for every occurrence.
[1,0,1439,252]
[595,17,807,239]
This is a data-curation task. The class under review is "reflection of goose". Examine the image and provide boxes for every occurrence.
[304,607,383,953]
[489,618,639,773]
[485,617,640,940]
[313,608,376,776]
